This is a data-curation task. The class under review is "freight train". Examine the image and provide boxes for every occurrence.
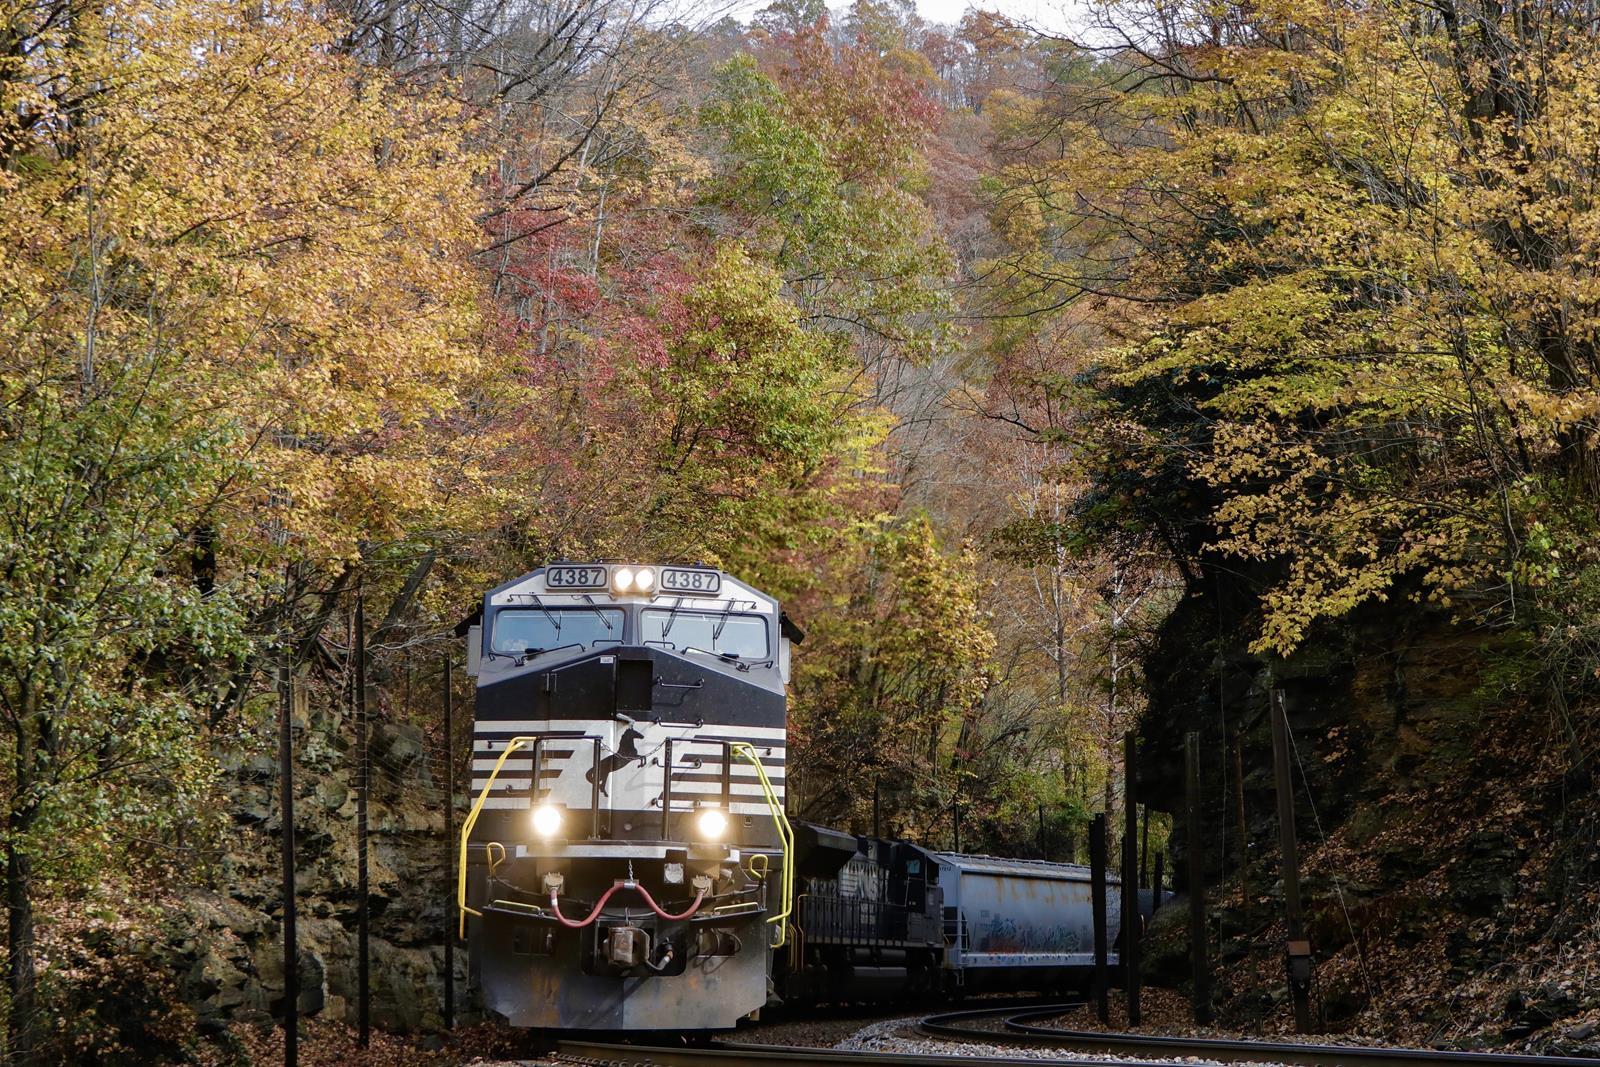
[458,562,1124,1032]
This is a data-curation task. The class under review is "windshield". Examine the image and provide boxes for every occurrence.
[640,609,769,658]
[491,608,623,654]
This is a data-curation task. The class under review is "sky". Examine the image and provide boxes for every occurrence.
[912,0,1073,27]
[724,0,1083,35]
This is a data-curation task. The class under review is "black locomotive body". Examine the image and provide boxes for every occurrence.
[459,563,794,1031]
[783,824,948,1001]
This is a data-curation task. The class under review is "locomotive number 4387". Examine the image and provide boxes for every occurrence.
[541,563,721,595]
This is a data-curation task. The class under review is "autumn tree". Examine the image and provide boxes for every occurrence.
[979,0,1600,672]
[753,0,828,37]
[0,2,489,1057]
[789,517,997,838]
[0,360,249,1063]
[840,0,920,54]
[953,11,1032,111]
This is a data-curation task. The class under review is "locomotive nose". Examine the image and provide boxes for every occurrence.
[463,564,789,1032]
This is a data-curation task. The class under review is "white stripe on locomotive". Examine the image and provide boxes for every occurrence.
[471,721,787,739]
[475,796,780,814]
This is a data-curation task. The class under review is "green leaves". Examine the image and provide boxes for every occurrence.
[701,47,952,364]
[631,242,882,571]
[0,351,247,878]
[702,57,841,244]
[786,514,996,836]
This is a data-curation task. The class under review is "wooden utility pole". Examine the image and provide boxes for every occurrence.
[1231,729,1249,915]
[355,594,370,1048]
[1152,852,1165,914]
[1185,732,1212,1025]
[1090,812,1110,1023]
[279,660,298,1067]
[1271,690,1314,1032]
[1122,731,1142,1025]
[873,778,881,839]
[1139,803,1151,888]
[442,655,456,1030]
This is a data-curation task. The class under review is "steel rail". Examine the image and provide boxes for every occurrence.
[917,1003,1600,1067]
[558,1037,1181,1067]
[554,1002,1600,1067]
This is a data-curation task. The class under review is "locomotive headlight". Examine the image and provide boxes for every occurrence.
[696,807,728,840]
[634,567,655,592]
[612,567,635,593]
[531,804,563,838]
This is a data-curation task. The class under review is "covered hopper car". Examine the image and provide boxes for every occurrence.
[780,822,1127,1003]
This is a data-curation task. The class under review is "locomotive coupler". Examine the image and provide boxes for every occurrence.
[607,924,651,968]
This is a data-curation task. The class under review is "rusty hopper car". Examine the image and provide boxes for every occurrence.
[933,851,1117,992]
[458,562,797,1031]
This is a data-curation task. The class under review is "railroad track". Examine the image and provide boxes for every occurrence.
[920,1003,1600,1065]
[552,1002,1600,1067]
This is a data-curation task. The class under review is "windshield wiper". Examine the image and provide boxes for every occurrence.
[661,596,684,640]
[528,593,559,631]
[683,646,751,673]
[579,594,614,631]
[707,599,758,641]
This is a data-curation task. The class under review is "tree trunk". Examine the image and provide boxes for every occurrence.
[6,826,36,1065]
[7,707,38,1067]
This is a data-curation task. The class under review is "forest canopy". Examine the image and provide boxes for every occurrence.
[7,0,1600,1057]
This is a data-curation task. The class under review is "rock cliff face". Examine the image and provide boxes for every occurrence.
[1138,573,1600,1049]
[178,689,467,1038]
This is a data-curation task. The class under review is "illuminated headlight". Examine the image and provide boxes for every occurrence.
[531,804,563,838]
[612,567,635,593]
[635,567,655,592]
[695,807,728,840]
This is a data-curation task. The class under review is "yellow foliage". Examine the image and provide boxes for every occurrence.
[0,0,490,583]
[989,0,1600,653]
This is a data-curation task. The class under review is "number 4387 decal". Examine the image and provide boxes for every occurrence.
[659,568,721,594]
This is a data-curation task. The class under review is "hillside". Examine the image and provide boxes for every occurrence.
[1143,587,1600,1052]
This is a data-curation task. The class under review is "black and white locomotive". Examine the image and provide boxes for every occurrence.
[459,562,1127,1033]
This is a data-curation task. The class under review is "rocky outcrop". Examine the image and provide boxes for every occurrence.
[176,688,468,1038]
[1137,569,1600,1048]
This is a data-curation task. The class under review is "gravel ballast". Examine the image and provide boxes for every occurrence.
[823,1014,1290,1065]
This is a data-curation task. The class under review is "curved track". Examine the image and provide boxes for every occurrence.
[918,1003,1600,1066]
[553,1001,1600,1067]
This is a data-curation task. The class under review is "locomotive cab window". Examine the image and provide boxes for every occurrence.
[491,607,624,654]
[640,609,769,658]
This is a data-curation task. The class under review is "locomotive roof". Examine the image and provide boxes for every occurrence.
[931,850,1119,883]
[485,564,777,612]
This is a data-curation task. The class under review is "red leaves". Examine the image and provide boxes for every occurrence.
[765,27,941,186]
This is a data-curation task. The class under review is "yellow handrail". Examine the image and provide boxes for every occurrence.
[457,735,539,939]
[730,741,794,948]
[457,735,795,950]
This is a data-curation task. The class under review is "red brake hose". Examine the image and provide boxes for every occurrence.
[636,883,707,921]
[549,882,708,928]
[550,883,625,928]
